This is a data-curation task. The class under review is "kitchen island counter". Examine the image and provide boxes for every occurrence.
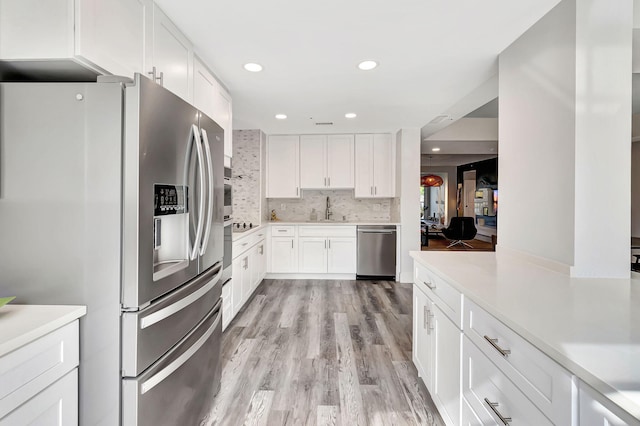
[410,250,640,422]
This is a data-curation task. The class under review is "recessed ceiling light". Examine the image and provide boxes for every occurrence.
[432,147,441,152]
[345,113,357,119]
[243,63,263,72]
[275,114,287,120]
[357,60,378,71]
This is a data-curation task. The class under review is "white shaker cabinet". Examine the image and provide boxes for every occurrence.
[298,237,327,273]
[354,134,395,198]
[299,134,354,189]
[267,136,300,198]
[297,226,356,274]
[147,4,194,103]
[579,381,640,426]
[326,237,356,273]
[0,0,150,78]
[193,56,233,158]
[413,284,433,388]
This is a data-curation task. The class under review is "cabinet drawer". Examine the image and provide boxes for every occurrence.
[463,336,553,426]
[299,225,356,237]
[414,262,463,329]
[464,299,572,425]
[271,225,295,236]
[233,230,265,258]
[0,369,78,425]
[0,320,79,418]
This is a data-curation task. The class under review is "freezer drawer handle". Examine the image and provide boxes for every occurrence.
[359,231,395,234]
[141,308,221,394]
[140,263,222,329]
[199,129,214,256]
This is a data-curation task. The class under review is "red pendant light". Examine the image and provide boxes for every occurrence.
[421,174,443,187]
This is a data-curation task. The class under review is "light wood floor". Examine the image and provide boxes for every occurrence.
[203,279,445,426]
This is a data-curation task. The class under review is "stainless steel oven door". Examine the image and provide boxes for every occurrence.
[122,301,222,426]
[223,177,232,221]
[122,261,222,376]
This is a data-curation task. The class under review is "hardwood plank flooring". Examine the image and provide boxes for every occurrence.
[204,279,444,426]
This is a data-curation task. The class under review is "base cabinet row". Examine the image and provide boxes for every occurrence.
[223,234,266,330]
[413,261,640,426]
[269,226,357,275]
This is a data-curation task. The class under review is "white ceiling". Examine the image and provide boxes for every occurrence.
[155,0,561,134]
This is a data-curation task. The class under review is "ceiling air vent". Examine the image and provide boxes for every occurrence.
[429,115,450,124]
[315,122,334,126]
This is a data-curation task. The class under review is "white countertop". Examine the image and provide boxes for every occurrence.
[266,221,400,226]
[0,304,87,357]
[410,250,640,421]
[232,222,399,241]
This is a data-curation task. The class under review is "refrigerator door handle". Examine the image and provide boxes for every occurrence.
[199,128,214,256]
[139,262,222,329]
[140,303,221,394]
[184,124,205,261]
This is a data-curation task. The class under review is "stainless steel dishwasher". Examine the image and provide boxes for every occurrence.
[356,225,397,279]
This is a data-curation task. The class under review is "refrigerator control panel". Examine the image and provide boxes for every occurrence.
[154,184,188,216]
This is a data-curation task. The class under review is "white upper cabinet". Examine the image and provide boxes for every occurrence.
[354,134,395,198]
[193,57,217,120]
[148,4,193,103]
[267,135,300,198]
[327,135,355,188]
[0,0,150,78]
[300,135,327,189]
[193,56,233,157]
[299,134,354,189]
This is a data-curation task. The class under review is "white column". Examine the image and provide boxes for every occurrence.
[397,128,421,283]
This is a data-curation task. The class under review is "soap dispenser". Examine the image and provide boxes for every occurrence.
[310,208,318,221]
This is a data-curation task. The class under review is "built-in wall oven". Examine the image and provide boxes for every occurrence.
[223,166,232,284]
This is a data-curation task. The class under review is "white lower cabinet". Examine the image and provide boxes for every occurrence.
[412,281,461,425]
[0,369,78,426]
[326,237,356,273]
[0,319,80,424]
[579,381,640,426]
[462,335,552,425]
[298,237,327,273]
[228,231,266,326]
[271,237,297,273]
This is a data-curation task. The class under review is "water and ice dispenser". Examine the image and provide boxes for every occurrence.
[153,184,189,281]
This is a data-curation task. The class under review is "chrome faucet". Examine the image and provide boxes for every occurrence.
[325,196,333,221]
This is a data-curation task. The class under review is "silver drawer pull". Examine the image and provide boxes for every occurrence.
[423,280,436,290]
[484,335,511,357]
[484,398,512,425]
[423,306,428,329]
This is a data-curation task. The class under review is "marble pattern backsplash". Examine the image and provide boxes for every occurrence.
[267,190,391,222]
[232,130,262,225]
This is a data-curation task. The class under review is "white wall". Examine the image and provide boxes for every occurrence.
[499,0,632,277]
[397,128,421,283]
[425,118,498,141]
[633,142,640,238]
[499,0,577,268]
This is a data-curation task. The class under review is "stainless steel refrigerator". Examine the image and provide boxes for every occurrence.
[0,74,224,425]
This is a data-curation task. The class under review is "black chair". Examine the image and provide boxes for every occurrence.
[442,217,477,249]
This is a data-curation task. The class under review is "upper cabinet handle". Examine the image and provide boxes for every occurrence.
[484,335,511,357]
[423,280,436,290]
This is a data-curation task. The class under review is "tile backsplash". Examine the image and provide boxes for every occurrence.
[267,190,391,222]
[232,129,263,225]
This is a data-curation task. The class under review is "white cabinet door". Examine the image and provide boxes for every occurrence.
[300,135,327,189]
[298,237,327,273]
[372,133,394,197]
[327,134,354,189]
[241,253,252,305]
[0,0,148,78]
[250,244,262,291]
[256,241,266,283]
[232,256,244,314]
[193,56,216,120]
[267,136,300,198]
[216,88,233,159]
[0,369,78,426]
[579,381,637,426]
[150,4,193,103]
[354,134,374,197]
[327,237,356,273]
[413,285,433,390]
[432,304,462,426]
[271,238,297,272]
[76,0,149,77]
